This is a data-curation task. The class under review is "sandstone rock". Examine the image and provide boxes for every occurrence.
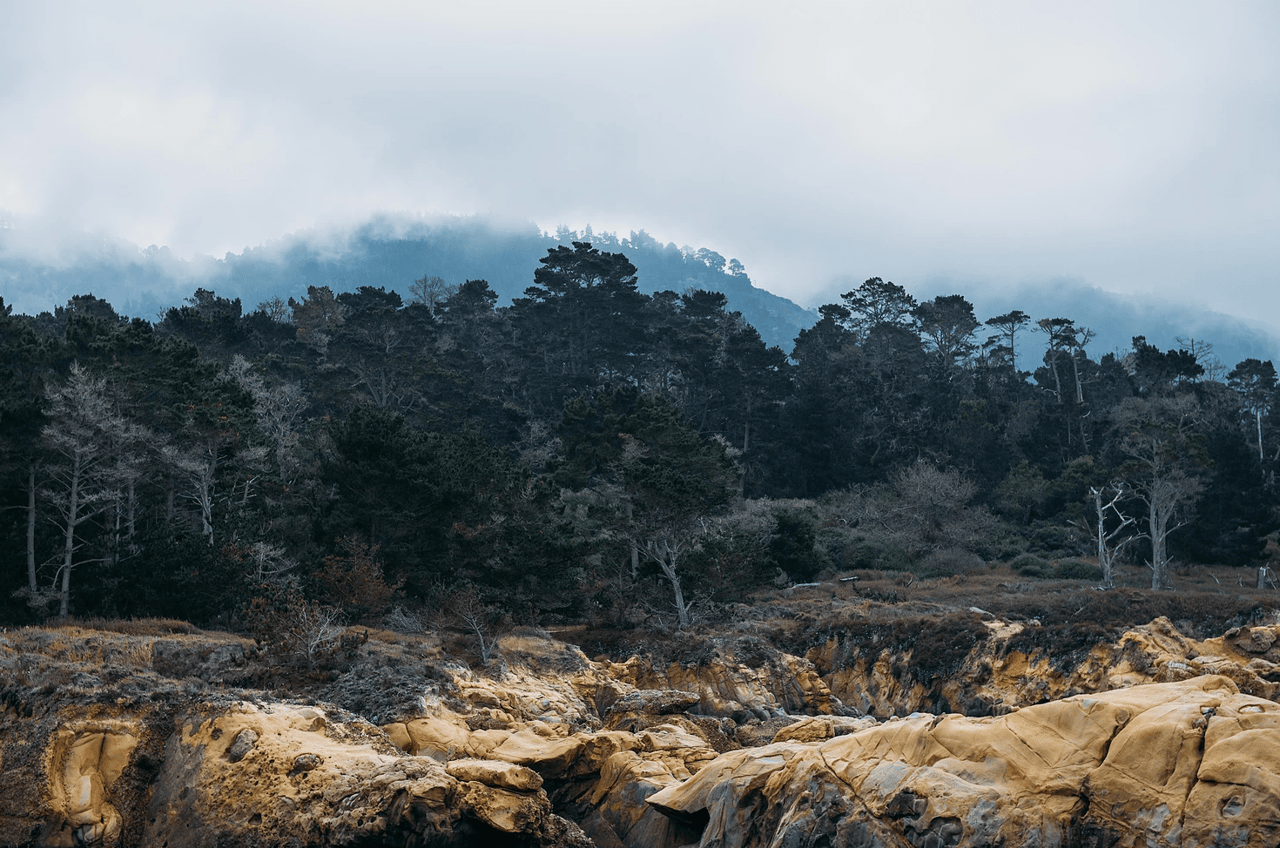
[771,714,878,743]
[604,688,700,717]
[446,758,543,791]
[12,615,1280,848]
[648,676,1280,848]
[139,701,586,847]
[45,722,140,847]
[604,637,849,719]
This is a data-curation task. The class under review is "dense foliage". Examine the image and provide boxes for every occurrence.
[2,242,1278,631]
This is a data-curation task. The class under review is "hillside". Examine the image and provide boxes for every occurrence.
[0,216,816,351]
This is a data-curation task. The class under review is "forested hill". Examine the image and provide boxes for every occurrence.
[0,216,815,351]
[3,241,1280,632]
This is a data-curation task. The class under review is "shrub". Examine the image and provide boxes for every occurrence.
[916,548,985,578]
[313,536,404,623]
[1011,553,1051,577]
[244,577,361,676]
[1054,558,1103,581]
[769,511,826,581]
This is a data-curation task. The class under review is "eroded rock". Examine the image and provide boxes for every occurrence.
[648,676,1280,848]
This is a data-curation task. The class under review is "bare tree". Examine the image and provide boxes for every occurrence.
[448,585,499,663]
[1073,484,1138,589]
[228,356,308,481]
[637,532,695,628]
[849,462,998,559]
[163,435,220,545]
[41,363,123,616]
[1114,396,1206,590]
[408,274,458,312]
[255,296,291,323]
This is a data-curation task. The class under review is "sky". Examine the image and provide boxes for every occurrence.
[2,1,1279,332]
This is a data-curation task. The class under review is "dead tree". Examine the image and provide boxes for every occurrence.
[1080,484,1138,589]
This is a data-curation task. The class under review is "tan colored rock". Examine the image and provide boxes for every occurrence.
[771,715,879,743]
[648,677,1280,848]
[402,715,471,759]
[604,641,846,719]
[138,701,585,847]
[446,758,543,792]
[43,722,140,847]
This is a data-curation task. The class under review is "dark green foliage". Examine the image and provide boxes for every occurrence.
[769,512,824,581]
[1013,555,1102,581]
[2,236,1279,627]
[1053,558,1103,580]
[1010,553,1052,577]
[321,406,517,594]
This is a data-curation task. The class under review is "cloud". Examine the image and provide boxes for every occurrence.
[2,0,1278,332]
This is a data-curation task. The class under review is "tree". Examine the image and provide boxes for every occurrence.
[509,243,647,415]
[983,310,1030,373]
[556,389,739,628]
[408,274,458,312]
[0,299,57,605]
[1228,358,1277,463]
[1112,396,1207,590]
[1130,336,1205,396]
[913,295,979,369]
[1035,318,1078,404]
[41,363,124,616]
[840,277,918,336]
[1078,484,1138,590]
[288,285,347,349]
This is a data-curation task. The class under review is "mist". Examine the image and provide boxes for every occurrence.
[2,1,1278,341]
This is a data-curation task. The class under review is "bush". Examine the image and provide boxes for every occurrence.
[1028,523,1079,556]
[769,511,826,581]
[916,548,985,578]
[244,577,361,677]
[313,536,404,623]
[1054,558,1103,581]
[1011,553,1051,577]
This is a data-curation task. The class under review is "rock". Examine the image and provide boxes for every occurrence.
[46,722,140,847]
[604,639,848,719]
[447,758,543,792]
[771,715,878,743]
[647,676,1280,848]
[12,616,1280,848]
[225,728,258,762]
[142,701,583,847]
[604,689,700,717]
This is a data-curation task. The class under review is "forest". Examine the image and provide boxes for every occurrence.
[2,240,1278,640]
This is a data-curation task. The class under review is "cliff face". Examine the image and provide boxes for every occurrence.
[4,616,1280,847]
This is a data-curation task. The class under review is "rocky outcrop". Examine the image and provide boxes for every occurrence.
[806,614,1280,716]
[6,617,1280,846]
[601,636,848,720]
[647,676,1280,848]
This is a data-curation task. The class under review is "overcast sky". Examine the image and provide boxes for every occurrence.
[2,1,1278,328]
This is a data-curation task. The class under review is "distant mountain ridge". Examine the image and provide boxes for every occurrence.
[823,273,1280,371]
[0,215,817,351]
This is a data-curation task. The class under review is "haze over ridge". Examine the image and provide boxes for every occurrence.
[1,1,1276,347]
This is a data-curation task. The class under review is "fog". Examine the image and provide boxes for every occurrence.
[2,1,1278,334]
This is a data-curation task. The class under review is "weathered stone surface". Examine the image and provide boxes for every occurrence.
[603,637,849,719]
[9,616,1280,848]
[446,758,543,791]
[648,676,1280,848]
[771,714,878,743]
